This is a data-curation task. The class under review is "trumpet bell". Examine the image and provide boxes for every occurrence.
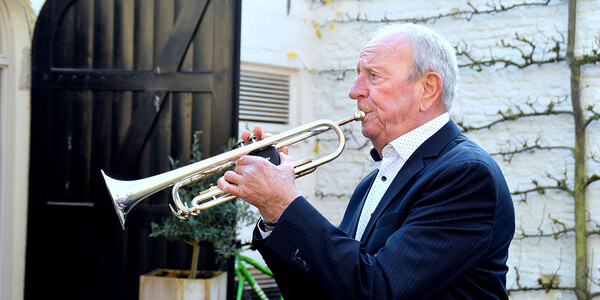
[101,170,159,229]
[101,171,129,229]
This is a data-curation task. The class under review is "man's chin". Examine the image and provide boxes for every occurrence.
[361,127,376,140]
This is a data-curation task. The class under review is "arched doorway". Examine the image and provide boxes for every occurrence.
[0,0,32,300]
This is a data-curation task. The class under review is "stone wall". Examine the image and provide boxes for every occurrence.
[240,0,600,298]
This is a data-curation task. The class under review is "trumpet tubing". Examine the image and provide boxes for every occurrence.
[183,157,317,218]
[102,111,365,229]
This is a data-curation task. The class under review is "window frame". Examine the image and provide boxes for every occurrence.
[239,61,299,134]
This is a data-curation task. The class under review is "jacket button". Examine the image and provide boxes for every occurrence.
[290,249,299,262]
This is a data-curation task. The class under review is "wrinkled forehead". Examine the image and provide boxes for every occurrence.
[358,32,411,65]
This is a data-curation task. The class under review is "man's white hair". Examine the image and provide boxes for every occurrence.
[371,24,458,110]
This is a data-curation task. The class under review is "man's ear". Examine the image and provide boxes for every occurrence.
[419,72,443,112]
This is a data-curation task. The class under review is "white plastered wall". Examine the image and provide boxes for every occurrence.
[239,0,600,299]
[0,0,32,299]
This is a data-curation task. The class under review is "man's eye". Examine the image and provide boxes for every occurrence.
[370,73,378,79]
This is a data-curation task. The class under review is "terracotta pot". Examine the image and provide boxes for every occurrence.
[139,269,227,300]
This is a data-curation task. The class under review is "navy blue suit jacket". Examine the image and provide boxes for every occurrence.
[253,120,515,299]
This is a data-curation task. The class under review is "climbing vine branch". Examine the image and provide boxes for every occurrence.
[327,0,552,24]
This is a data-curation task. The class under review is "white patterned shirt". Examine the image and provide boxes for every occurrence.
[354,113,450,241]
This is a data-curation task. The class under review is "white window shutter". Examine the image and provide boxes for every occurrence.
[239,70,290,124]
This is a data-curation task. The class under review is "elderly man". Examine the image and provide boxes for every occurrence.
[219,24,515,299]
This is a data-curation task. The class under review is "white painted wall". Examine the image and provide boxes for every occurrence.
[239,0,600,299]
[0,1,32,299]
[28,0,42,14]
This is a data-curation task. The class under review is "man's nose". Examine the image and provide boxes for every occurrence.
[349,75,368,100]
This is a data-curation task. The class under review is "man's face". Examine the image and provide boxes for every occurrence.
[349,34,423,152]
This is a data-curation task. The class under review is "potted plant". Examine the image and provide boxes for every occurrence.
[140,133,256,300]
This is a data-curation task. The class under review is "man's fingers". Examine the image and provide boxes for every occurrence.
[218,173,243,197]
[280,152,294,165]
[280,146,289,155]
[235,154,251,166]
[222,170,242,185]
[239,126,270,146]
[253,125,264,141]
[241,130,252,141]
[237,154,270,168]
[217,177,234,194]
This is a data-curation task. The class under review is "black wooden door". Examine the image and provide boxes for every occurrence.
[25,0,240,299]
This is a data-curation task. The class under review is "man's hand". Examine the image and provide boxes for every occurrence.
[219,125,296,222]
[240,125,289,155]
[218,153,298,222]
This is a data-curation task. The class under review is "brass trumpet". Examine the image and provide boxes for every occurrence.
[102,111,365,229]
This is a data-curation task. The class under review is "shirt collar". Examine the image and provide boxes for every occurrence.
[370,113,450,164]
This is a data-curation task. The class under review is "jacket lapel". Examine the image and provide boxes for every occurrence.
[359,120,462,243]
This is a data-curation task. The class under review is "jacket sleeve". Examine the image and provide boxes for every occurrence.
[252,225,331,299]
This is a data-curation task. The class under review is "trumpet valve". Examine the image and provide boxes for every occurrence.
[192,185,222,206]
[199,184,219,195]
[169,203,191,220]
[237,138,245,147]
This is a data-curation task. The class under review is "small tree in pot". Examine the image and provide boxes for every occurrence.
[149,133,256,279]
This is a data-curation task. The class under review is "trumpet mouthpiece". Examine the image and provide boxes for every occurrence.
[354,110,365,121]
